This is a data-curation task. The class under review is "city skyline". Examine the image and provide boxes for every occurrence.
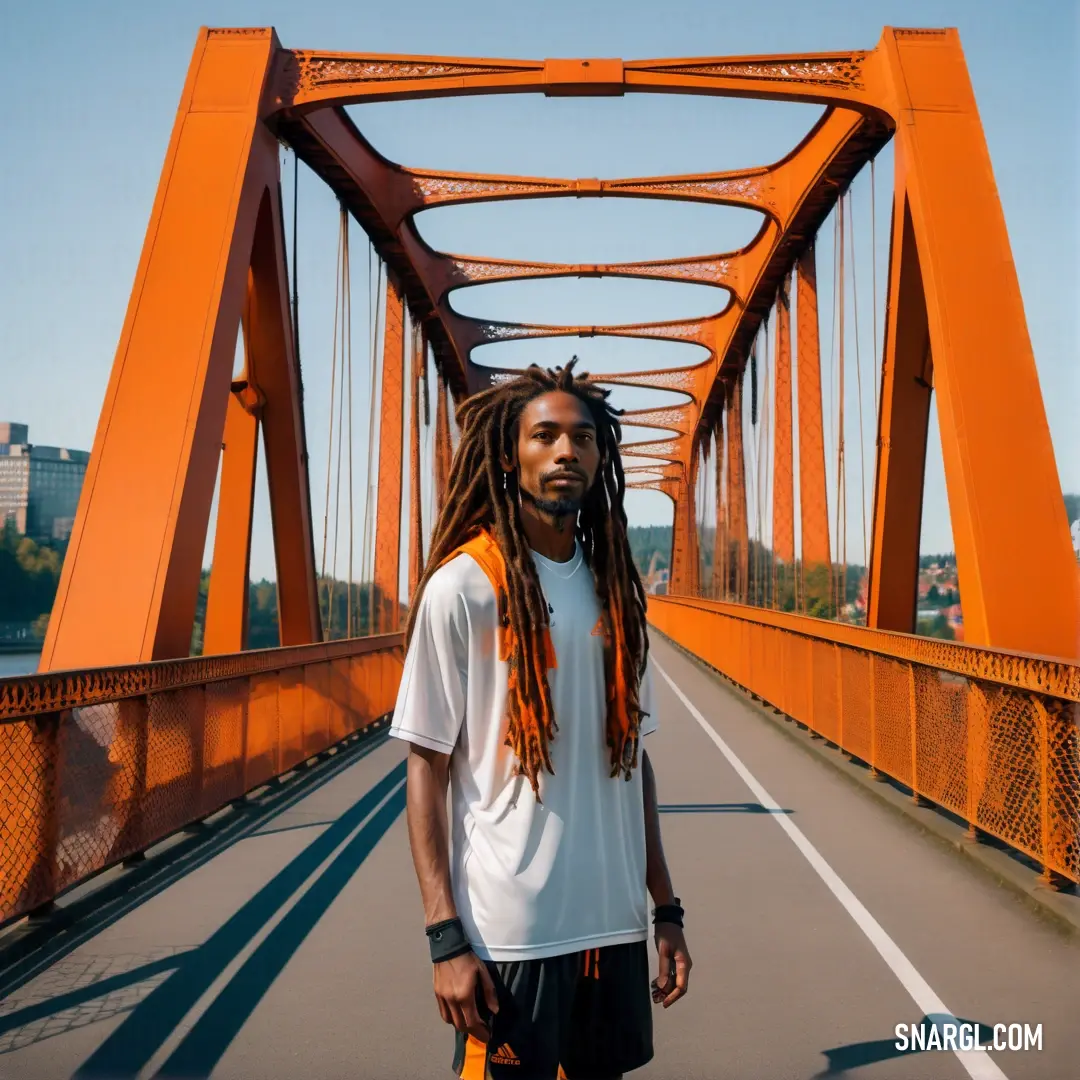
[3,1,1076,582]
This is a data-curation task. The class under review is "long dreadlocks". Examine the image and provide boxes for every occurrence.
[406,358,650,800]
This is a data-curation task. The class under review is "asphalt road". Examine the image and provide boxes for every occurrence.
[0,634,1076,1080]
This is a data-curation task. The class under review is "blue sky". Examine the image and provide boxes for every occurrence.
[2,0,1076,582]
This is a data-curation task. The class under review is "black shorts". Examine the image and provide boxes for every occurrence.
[452,940,653,1079]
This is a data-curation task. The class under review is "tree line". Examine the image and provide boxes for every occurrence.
[0,522,64,640]
[3,496,1077,651]
[189,571,390,655]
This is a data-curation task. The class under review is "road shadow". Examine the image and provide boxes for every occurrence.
[69,759,406,1078]
[812,1014,998,1077]
[0,723,394,1002]
[658,802,794,814]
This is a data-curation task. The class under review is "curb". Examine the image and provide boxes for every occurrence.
[653,631,1080,941]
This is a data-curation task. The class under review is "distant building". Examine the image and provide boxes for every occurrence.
[945,603,965,642]
[1072,518,1080,560]
[648,568,670,595]
[0,423,90,543]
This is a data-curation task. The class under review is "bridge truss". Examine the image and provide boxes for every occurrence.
[1,26,1077,928]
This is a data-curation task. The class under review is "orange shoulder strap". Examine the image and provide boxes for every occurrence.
[441,529,555,668]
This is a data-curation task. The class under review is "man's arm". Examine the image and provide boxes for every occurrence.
[641,748,677,907]
[405,743,498,1041]
[405,744,457,924]
[641,747,692,1008]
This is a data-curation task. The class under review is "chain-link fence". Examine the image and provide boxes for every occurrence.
[0,636,403,926]
[649,595,1079,885]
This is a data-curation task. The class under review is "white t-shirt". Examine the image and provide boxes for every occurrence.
[390,540,658,961]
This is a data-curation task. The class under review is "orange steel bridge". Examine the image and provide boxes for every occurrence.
[1,25,1078,1080]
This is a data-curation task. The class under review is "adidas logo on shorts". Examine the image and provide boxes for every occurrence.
[490,1042,520,1065]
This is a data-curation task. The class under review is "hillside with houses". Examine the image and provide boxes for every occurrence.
[628,490,1080,642]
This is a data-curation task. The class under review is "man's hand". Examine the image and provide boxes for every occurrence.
[651,924,692,1008]
[433,952,500,1043]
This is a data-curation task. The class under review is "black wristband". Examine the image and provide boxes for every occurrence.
[426,917,472,963]
[652,897,685,929]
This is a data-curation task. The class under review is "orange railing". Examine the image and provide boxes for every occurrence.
[0,635,404,925]
[649,595,1079,885]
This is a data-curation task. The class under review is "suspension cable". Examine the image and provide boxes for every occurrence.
[320,210,345,637]
[694,440,703,592]
[760,316,772,607]
[766,315,774,604]
[375,268,386,627]
[828,208,840,568]
[702,439,712,594]
[702,436,714,596]
[360,242,373,634]
[848,191,869,578]
[755,321,768,606]
[361,253,384,633]
[745,339,757,604]
[760,317,768,609]
[420,340,433,563]
[292,151,301,369]
[835,193,848,620]
[329,207,350,638]
[870,156,880,426]
[766,313,775,609]
[345,216,354,638]
[710,437,717,595]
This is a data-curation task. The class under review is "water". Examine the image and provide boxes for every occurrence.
[0,652,41,677]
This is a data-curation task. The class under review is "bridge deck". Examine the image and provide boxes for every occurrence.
[1,637,1076,1080]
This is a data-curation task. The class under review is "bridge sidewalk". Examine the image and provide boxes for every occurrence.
[0,635,1076,1079]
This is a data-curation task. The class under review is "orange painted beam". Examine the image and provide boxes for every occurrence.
[373,276,406,632]
[41,29,285,669]
[456,312,720,356]
[204,380,260,655]
[423,250,740,306]
[689,454,701,594]
[408,328,425,604]
[712,422,727,600]
[866,188,932,635]
[771,276,795,567]
[620,404,693,437]
[668,477,689,594]
[434,372,452,517]
[878,29,1079,657]
[276,49,888,113]
[400,167,775,222]
[247,189,321,646]
[795,245,832,613]
[670,455,700,596]
[726,378,750,604]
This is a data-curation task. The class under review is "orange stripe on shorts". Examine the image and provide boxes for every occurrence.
[460,1035,487,1079]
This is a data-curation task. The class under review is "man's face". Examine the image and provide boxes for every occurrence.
[510,391,601,516]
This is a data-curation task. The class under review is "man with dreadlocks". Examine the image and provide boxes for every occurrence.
[390,358,691,1079]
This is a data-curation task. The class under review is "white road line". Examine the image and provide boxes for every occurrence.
[654,660,1009,1080]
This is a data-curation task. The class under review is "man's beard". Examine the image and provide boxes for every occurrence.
[519,486,584,518]
[531,494,583,517]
